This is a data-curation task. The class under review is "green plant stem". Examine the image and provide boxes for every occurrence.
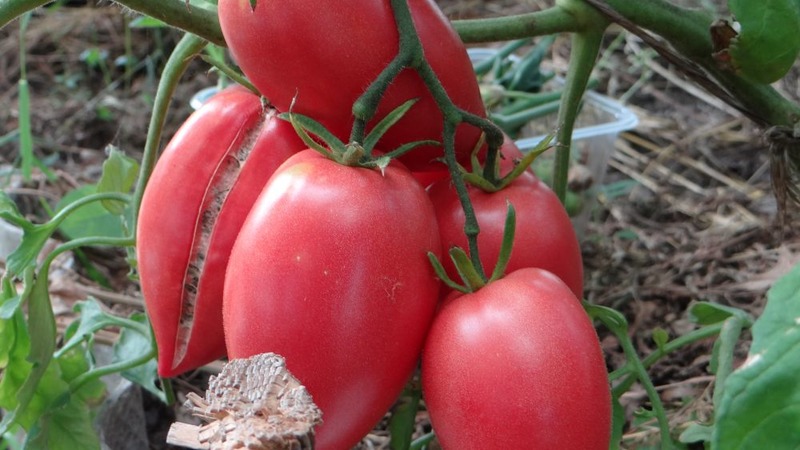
[452,7,582,42]
[41,236,136,271]
[585,0,800,128]
[69,336,155,394]
[116,0,225,46]
[131,33,207,229]
[48,193,130,229]
[552,25,606,202]
[361,0,508,282]
[617,331,676,449]
[586,303,676,449]
[711,316,745,409]
[609,322,725,384]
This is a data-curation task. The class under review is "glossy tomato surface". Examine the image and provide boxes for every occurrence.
[137,86,304,377]
[422,268,611,449]
[223,150,442,449]
[428,167,584,298]
[217,0,487,170]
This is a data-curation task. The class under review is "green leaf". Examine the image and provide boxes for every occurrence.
[0,269,58,434]
[652,327,669,352]
[713,262,800,449]
[0,310,32,415]
[128,16,167,28]
[609,395,625,450]
[58,300,127,357]
[55,185,128,240]
[113,312,163,402]
[0,192,25,226]
[24,393,101,450]
[728,0,800,83]
[680,423,714,444]
[96,146,138,215]
[688,301,752,326]
[56,344,105,405]
[4,224,52,279]
[389,382,421,450]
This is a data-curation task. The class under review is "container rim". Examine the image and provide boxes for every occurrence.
[467,47,638,150]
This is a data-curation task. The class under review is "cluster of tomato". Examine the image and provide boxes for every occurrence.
[136,1,611,449]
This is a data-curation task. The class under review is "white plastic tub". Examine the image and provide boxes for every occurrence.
[469,47,639,235]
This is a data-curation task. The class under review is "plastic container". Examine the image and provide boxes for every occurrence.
[468,47,639,236]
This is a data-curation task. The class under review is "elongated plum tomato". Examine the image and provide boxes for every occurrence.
[136,86,305,377]
[427,143,584,297]
[217,0,487,171]
[223,150,442,450]
[422,268,611,449]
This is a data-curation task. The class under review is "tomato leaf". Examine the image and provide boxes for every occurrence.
[727,0,800,83]
[652,327,669,352]
[23,393,100,450]
[96,146,138,216]
[388,382,421,450]
[113,312,164,402]
[687,301,752,326]
[0,194,53,278]
[55,185,128,240]
[58,300,128,358]
[713,261,800,448]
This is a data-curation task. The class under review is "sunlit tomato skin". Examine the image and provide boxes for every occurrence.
[427,165,584,298]
[137,86,305,377]
[217,0,487,171]
[422,268,611,449]
[223,149,442,450]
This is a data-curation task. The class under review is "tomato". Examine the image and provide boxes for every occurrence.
[217,0,487,171]
[421,268,611,449]
[136,86,305,377]
[427,147,584,297]
[223,149,442,450]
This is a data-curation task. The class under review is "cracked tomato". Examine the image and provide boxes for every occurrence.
[137,86,305,377]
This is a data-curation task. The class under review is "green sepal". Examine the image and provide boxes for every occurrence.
[362,98,420,154]
[488,202,516,282]
[449,247,486,292]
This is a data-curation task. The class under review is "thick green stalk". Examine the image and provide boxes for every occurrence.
[131,33,207,229]
[453,7,582,43]
[586,0,800,128]
[115,0,225,46]
[553,26,606,202]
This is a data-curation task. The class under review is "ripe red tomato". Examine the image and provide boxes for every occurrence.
[422,268,611,449]
[427,159,584,298]
[217,0,487,171]
[137,86,305,377]
[223,149,442,450]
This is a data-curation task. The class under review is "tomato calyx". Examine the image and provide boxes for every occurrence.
[428,201,517,293]
[462,133,555,193]
[281,98,438,171]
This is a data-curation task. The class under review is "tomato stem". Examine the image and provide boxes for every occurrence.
[131,33,207,232]
[552,22,607,202]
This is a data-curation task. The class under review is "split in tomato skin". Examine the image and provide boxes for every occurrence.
[136,86,305,377]
[217,0,488,171]
[223,149,443,450]
[422,268,611,450]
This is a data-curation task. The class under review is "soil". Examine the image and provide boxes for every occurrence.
[1,1,798,449]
